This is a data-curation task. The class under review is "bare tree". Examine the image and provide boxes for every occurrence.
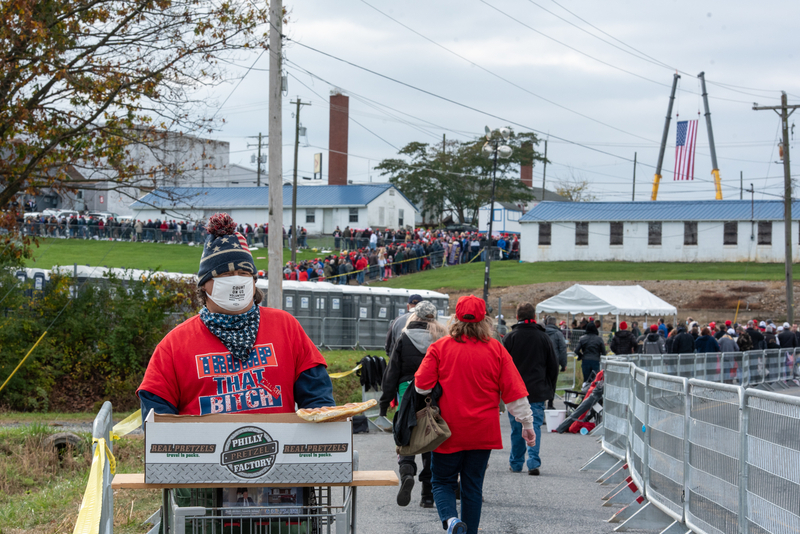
[555,169,598,202]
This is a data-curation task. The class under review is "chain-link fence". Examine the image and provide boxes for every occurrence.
[600,350,800,533]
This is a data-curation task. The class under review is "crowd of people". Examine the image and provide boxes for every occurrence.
[592,316,800,358]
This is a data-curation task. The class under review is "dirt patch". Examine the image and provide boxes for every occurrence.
[442,279,799,324]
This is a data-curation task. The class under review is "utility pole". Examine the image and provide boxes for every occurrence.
[541,139,548,195]
[698,72,723,200]
[632,152,637,201]
[290,99,310,264]
[652,73,680,201]
[740,171,743,200]
[247,133,267,186]
[267,0,283,310]
[754,92,800,323]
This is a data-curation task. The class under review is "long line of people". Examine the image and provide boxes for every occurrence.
[604,316,800,356]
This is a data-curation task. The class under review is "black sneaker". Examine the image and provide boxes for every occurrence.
[528,468,540,476]
[420,495,435,508]
[397,476,414,506]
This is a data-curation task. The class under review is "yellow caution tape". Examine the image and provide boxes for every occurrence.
[110,409,142,441]
[72,437,109,534]
[328,363,362,379]
[72,411,142,534]
[0,330,48,394]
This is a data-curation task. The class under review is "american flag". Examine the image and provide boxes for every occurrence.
[674,120,698,180]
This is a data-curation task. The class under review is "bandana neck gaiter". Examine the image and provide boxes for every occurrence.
[199,304,260,362]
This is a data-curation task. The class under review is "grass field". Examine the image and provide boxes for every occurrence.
[25,237,327,273]
[25,238,791,292]
[372,260,798,292]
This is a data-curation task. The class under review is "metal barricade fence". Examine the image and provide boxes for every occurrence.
[321,317,358,350]
[743,388,800,534]
[599,351,800,534]
[628,367,648,492]
[646,373,688,522]
[93,401,114,534]
[686,380,744,534]
[600,360,632,460]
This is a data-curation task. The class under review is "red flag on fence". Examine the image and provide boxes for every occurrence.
[674,120,698,180]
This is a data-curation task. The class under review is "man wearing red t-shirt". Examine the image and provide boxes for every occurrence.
[137,213,333,416]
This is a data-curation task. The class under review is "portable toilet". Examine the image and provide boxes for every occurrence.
[419,290,450,317]
[338,286,358,348]
[390,288,412,320]
[311,282,342,346]
[29,269,48,293]
[294,282,317,342]
[323,283,347,348]
[255,279,269,301]
[281,280,299,316]
[345,286,375,349]
[370,287,395,348]
[15,270,27,284]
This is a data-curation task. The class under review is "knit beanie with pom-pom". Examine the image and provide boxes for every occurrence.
[197,213,256,286]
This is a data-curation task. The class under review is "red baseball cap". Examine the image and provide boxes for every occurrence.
[650,324,658,332]
[709,322,716,328]
[725,320,732,326]
[455,295,486,323]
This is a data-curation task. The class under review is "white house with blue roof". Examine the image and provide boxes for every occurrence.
[519,200,800,263]
[130,183,418,233]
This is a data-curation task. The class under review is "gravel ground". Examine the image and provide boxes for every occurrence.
[352,402,634,534]
[448,279,799,325]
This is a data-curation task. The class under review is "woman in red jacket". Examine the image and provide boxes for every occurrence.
[415,295,535,534]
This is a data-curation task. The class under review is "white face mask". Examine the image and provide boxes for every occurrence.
[207,275,254,312]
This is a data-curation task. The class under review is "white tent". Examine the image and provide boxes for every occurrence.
[535,284,677,324]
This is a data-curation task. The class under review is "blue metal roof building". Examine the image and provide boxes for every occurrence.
[519,200,800,223]
[132,184,417,210]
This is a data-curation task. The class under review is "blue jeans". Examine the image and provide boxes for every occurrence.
[431,449,491,534]
[508,401,545,471]
[357,270,365,284]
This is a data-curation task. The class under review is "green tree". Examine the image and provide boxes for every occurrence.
[376,131,544,225]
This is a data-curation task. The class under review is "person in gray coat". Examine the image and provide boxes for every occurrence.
[543,316,567,409]
[544,316,568,371]
[718,329,740,353]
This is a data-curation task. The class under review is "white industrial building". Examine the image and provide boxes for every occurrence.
[28,131,231,217]
[130,183,418,232]
[519,200,800,263]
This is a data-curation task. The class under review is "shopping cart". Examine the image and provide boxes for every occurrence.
[164,485,355,534]
[112,451,400,534]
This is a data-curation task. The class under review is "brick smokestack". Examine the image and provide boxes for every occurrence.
[328,91,349,185]
[520,141,533,187]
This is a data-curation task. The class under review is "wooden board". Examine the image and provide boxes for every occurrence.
[111,470,398,490]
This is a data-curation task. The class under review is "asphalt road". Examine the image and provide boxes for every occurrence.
[352,410,628,534]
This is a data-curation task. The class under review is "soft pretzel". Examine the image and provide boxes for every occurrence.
[296,399,377,423]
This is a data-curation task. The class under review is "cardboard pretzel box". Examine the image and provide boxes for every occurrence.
[144,410,353,485]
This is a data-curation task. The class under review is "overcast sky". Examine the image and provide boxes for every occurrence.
[206,0,800,203]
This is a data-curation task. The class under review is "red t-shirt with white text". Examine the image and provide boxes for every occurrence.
[137,307,326,415]
[415,336,528,454]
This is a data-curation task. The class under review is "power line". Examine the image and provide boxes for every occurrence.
[359,0,658,143]
[288,40,645,167]
[211,48,268,121]
[480,0,756,106]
